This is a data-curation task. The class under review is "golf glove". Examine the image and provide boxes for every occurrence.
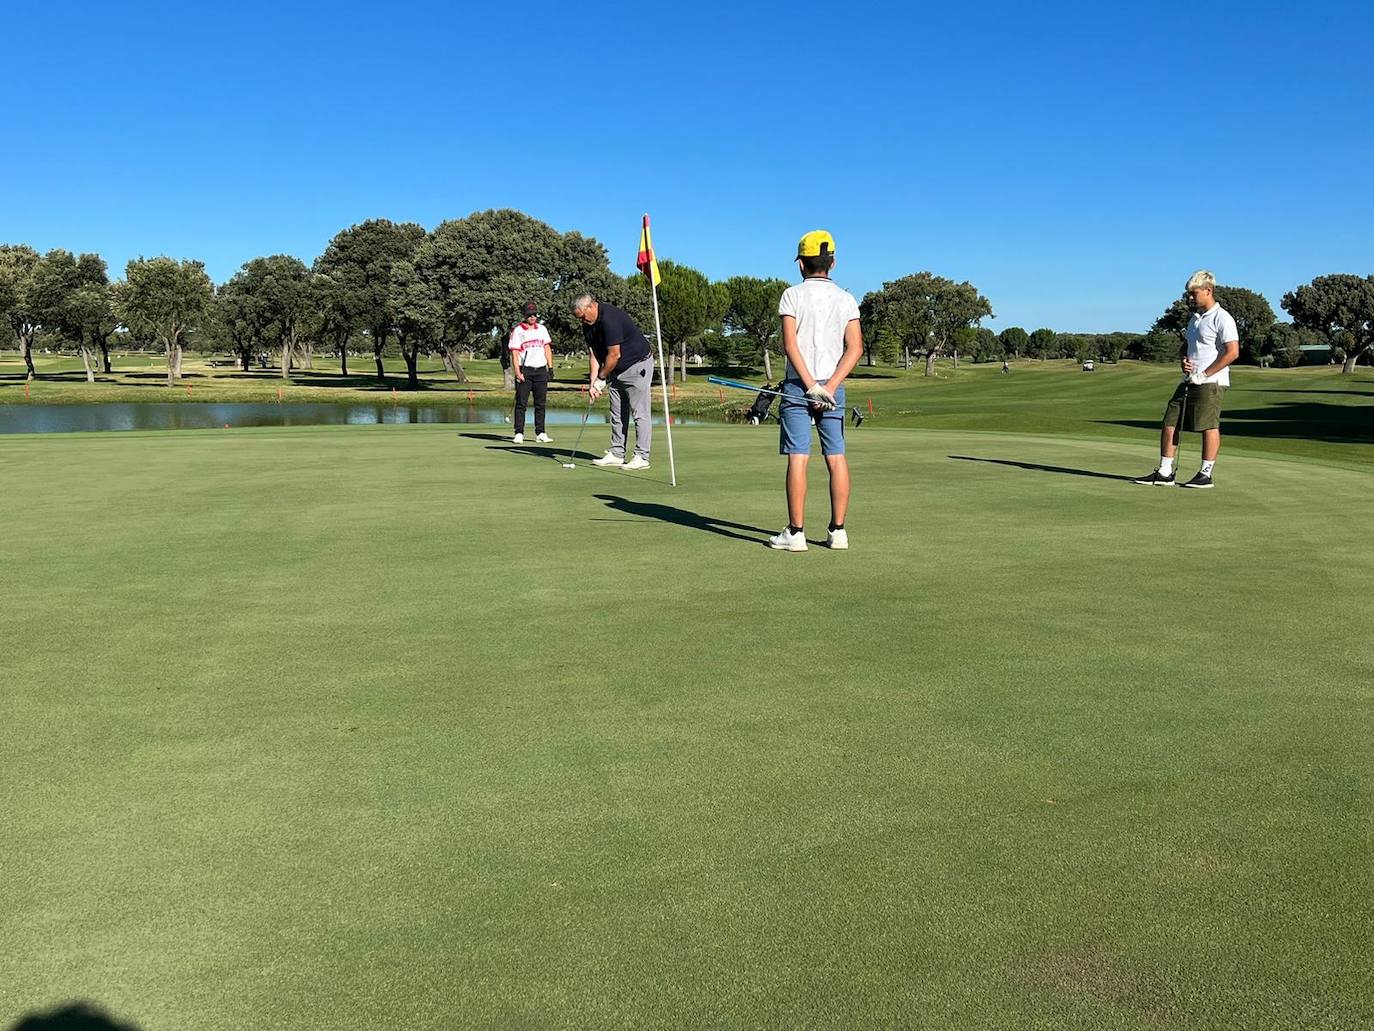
[590,377,607,399]
[1188,370,1207,386]
[806,383,837,410]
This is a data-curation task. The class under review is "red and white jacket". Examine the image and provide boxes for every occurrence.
[508,322,552,369]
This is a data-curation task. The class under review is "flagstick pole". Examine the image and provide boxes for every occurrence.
[648,275,677,487]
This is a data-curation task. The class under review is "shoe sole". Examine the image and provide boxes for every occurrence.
[1179,483,1213,489]
[769,544,808,552]
[828,543,848,550]
[621,465,650,471]
[1131,480,1175,486]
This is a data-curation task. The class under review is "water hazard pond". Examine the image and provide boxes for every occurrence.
[0,403,702,435]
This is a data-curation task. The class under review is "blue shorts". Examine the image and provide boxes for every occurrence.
[778,380,846,456]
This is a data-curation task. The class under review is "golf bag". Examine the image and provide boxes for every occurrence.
[747,384,777,425]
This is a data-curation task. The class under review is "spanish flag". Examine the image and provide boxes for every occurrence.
[636,214,661,289]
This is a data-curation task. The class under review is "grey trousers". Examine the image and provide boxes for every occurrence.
[607,358,653,459]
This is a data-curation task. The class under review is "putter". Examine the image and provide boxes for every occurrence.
[564,396,594,468]
[708,375,831,411]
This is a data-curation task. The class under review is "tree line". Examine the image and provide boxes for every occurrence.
[4,211,1371,389]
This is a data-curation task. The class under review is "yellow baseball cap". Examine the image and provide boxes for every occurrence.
[796,230,835,258]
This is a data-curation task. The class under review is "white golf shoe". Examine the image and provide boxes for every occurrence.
[768,528,808,552]
[622,455,651,471]
[827,528,849,550]
[512,432,524,444]
[535,432,553,443]
[592,452,625,467]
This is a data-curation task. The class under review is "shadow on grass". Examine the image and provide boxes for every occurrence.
[593,494,772,545]
[1103,400,1373,445]
[7,1001,142,1030]
[457,431,596,463]
[1246,387,1374,397]
[949,455,1136,482]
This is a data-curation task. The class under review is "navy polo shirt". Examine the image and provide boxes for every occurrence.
[582,302,651,374]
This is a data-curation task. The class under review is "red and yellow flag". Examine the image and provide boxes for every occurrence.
[636,214,661,289]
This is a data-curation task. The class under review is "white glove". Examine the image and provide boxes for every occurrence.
[805,382,837,410]
[589,377,607,400]
[1188,370,1207,386]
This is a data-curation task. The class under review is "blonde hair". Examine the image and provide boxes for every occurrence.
[1185,270,1216,293]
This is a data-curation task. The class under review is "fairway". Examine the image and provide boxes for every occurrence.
[2,419,1370,1029]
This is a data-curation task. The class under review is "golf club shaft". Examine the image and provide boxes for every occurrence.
[568,395,594,462]
[1177,376,1189,470]
[707,376,822,407]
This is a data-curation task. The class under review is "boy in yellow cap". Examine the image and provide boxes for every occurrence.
[769,230,864,552]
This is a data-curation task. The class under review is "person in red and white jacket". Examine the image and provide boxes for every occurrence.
[509,301,554,443]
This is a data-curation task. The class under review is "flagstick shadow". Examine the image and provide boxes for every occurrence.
[948,455,1136,482]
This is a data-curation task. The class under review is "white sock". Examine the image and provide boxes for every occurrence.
[1200,460,1215,476]
[1159,456,1175,476]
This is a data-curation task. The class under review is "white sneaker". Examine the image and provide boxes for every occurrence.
[768,528,808,552]
[592,452,625,467]
[827,528,849,550]
[622,455,651,471]
[512,432,524,444]
[535,432,553,443]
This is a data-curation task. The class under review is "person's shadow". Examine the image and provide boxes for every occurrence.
[456,431,595,462]
[593,494,773,545]
[948,455,1135,482]
[8,1002,142,1030]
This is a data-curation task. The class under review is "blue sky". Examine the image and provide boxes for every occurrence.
[4,1,1371,332]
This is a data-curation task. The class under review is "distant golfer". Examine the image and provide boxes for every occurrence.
[769,230,864,552]
[572,293,654,471]
[1133,270,1239,489]
[509,302,553,445]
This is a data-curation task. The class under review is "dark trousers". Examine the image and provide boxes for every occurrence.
[514,367,549,434]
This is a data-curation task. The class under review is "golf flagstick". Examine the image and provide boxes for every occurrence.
[640,214,677,486]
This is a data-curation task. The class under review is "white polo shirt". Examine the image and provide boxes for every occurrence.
[778,277,861,382]
[1187,303,1240,386]
[508,322,551,369]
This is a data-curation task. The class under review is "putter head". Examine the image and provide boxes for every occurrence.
[562,462,576,469]
[851,407,865,427]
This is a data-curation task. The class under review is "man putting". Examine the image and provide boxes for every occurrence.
[769,230,864,552]
[1133,270,1239,489]
[509,302,553,444]
[572,293,654,472]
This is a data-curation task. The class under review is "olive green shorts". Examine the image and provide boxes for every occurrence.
[1163,382,1225,432]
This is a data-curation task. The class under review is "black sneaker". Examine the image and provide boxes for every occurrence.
[1179,472,1214,489]
[1131,469,1175,486]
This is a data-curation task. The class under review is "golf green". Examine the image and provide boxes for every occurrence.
[2,421,1370,1029]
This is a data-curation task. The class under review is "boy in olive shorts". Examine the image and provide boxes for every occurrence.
[768,230,865,551]
[1133,269,1240,489]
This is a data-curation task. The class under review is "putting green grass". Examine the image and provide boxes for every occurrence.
[2,421,1371,1029]
[6,349,1372,470]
